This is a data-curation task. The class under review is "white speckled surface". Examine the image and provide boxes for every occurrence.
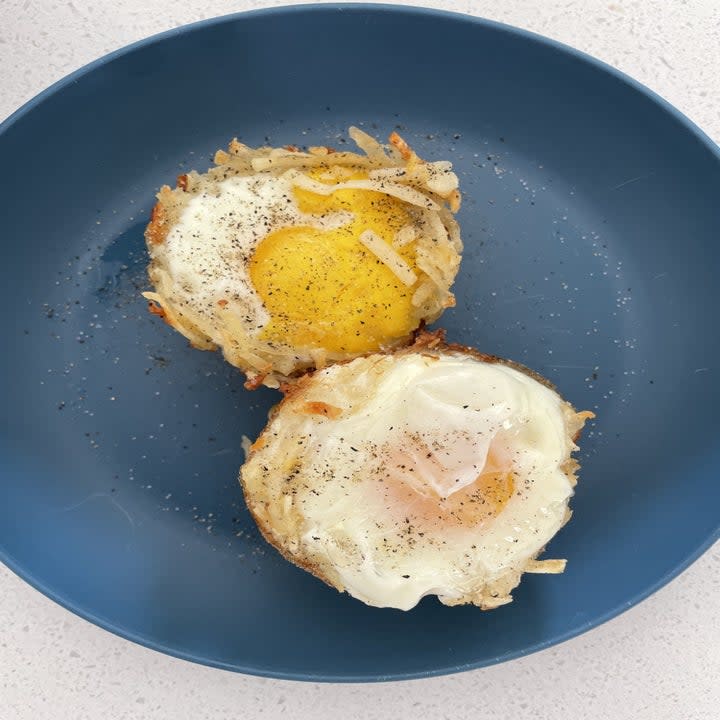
[1,1,719,717]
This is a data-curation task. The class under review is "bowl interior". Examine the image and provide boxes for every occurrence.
[0,5,718,680]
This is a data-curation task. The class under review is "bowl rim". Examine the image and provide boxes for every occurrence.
[1,2,719,682]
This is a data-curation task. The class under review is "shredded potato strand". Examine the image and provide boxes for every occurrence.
[284,170,441,211]
[394,225,417,248]
[525,559,567,574]
[348,125,389,161]
[411,280,436,307]
[359,230,418,287]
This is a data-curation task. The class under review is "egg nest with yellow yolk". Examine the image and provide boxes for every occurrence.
[240,333,594,611]
[143,128,462,388]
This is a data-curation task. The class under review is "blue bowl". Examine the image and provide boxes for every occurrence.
[1,4,718,681]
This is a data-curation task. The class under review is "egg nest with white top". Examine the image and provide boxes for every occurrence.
[240,332,593,611]
[144,128,462,388]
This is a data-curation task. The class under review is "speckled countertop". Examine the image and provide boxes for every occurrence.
[1,1,719,718]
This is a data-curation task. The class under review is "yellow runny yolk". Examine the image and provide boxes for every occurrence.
[249,168,419,354]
